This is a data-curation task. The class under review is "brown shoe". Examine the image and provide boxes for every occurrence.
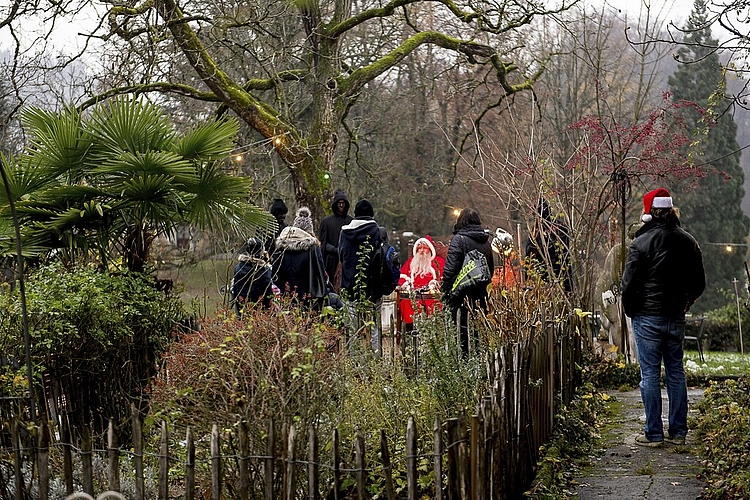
[635,435,663,447]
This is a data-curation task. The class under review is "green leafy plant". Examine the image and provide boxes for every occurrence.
[0,261,188,441]
[693,376,750,499]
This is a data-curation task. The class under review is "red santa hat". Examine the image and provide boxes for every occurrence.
[641,188,673,222]
[413,236,436,258]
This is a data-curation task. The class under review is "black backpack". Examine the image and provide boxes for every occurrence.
[370,239,400,296]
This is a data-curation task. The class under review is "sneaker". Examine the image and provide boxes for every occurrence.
[664,434,686,445]
[635,435,663,447]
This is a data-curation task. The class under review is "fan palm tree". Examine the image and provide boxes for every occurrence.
[0,97,275,272]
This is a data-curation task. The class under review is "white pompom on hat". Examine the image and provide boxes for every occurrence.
[641,188,673,222]
[292,206,314,234]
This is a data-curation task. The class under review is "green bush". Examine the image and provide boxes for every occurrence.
[0,262,188,440]
[704,303,750,352]
[581,353,641,390]
[693,376,750,499]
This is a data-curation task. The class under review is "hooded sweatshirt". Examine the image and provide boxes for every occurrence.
[318,189,353,281]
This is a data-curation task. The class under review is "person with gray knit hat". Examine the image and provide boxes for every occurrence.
[271,207,327,307]
[292,207,315,235]
[318,189,352,292]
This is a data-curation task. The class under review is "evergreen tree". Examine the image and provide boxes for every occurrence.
[668,0,750,312]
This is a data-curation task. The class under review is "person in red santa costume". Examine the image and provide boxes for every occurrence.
[397,235,445,332]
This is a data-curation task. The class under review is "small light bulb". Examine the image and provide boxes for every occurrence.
[274,137,282,146]
[726,245,733,253]
[235,154,243,162]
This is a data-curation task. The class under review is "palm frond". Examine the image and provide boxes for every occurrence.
[20,105,89,180]
[174,118,239,160]
[87,97,175,158]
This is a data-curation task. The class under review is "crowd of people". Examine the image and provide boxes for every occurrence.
[230,186,707,448]
[230,191,537,354]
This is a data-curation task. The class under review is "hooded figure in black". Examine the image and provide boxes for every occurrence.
[525,197,572,292]
[318,189,352,292]
[231,238,273,314]
[441,208,495,354]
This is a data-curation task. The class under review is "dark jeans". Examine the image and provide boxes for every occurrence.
[632,315,688,440]
[450,294,487,355]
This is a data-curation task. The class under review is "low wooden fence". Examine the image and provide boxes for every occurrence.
[1,316,583,499]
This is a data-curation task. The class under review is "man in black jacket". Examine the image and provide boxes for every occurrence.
[318,189,352,292]
[338,199,387,354]
[621,188,705,447]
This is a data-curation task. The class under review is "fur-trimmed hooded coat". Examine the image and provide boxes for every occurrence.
[271,226,327,302]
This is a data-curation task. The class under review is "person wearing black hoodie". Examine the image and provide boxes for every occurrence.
[441,208,495,355]
[338,199,388,353]
[318,189,352,292]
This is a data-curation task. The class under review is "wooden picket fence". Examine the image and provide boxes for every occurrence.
[1,315,583,499]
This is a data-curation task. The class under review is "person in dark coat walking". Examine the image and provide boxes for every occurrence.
[318,189,352,292]
[338,199,388,353]
[441,208,495,355]
[231,237,273,315]
[271,207,327,308]
[621,188,705,447]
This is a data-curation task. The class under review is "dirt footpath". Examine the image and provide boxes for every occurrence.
[572,388,705,499]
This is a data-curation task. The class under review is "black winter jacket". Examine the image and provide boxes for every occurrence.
[318,190,352,280]
[338,217,384,301]
[621,218,705,318]
[441,225,495,304]
[231,256,273,312]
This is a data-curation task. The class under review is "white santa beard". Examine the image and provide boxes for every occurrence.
[410,252,435,279]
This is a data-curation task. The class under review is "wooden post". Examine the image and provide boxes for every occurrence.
[185,428,195,500]
[132,405,144,500]
[308,427,319,500]
[355,431,366,500]
[12,420,23,500]
[285,424,296,500]
[211,423,221,500]
[433,417,443,500]
[159,421,169,500]
[406,416,417,500]
[457,411,468,500]
[61,416,74,496]
[108,419,120,493]
[332,429,340,500]
[239,421,249,500]
[265,419,275,500]
[470,415,479,500]
[380,430,396,500]
[446,418,458,500]
[38,420,50,500]
[82,426,94,495]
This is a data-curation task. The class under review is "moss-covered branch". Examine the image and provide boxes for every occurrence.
[77,83,220,111]
[153,0,310,166]
[339,31,496,97]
